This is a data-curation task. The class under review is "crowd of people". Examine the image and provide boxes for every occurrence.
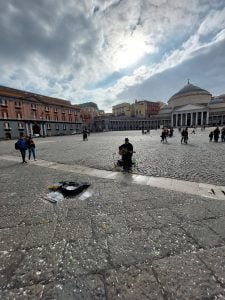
[117,125,225,173]
[160,128,174,143]
[209,126,225,142]
[159,125,225,145]
[15,125,225,172]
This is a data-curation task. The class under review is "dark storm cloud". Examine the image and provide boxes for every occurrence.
[0,0,96,66]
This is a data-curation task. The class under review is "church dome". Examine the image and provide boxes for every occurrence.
[172,83,211,98]
[168,81,212,109]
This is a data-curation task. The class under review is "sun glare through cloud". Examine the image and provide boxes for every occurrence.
[112,33,155,70]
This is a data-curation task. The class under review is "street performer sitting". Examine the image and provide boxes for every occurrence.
[118,138,134,172]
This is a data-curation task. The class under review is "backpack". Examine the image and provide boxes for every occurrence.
[15,141,20,150]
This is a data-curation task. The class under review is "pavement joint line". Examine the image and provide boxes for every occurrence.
[1,154,225,201]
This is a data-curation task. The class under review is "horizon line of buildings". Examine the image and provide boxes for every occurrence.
[1,82,225,139]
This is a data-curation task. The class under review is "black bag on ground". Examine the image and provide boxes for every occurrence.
[59,181,90,196]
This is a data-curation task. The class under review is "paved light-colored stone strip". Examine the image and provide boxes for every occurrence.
[1,155,225,201]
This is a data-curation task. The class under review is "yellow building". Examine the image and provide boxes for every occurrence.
[131,100,145,117]
[112,103,131,117]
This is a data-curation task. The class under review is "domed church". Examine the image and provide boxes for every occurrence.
[159,81,225,127]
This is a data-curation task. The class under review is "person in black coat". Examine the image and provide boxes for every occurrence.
[119,138,134,172]
[213,127,220,142]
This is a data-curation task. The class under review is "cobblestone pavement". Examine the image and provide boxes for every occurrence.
[0,130,225,299]
[0,128,225,185]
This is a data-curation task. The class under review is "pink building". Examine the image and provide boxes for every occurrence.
[0,86,82,139]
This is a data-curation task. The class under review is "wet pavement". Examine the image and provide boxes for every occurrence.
[0,129,225,299]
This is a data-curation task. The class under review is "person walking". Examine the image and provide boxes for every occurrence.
[181,127,188,144]
[181,128,185,144]
[213,127,220,142]
[15,134,28,163]
[83,130,88,141]
[209,131,213,142]
[27,135,36,160]
[161,128,167,143]
[119,138,134,172]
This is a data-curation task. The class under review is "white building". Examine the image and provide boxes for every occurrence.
[159,81,225,127]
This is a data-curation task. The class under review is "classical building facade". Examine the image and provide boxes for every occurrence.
[159,81,225,127]
[95,82,225,131]
[0,86,83,139]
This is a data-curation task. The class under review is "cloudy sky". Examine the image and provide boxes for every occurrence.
[0,0,225,112]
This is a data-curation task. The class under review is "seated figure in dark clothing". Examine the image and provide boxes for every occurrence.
[118,138,134,172]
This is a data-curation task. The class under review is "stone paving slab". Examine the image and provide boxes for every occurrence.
[2,154,225,201]
[152,252,225,299]
[1,135,225,299]
[1,129,225,185]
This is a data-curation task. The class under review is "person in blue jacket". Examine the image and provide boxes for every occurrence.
[16,134,28,163]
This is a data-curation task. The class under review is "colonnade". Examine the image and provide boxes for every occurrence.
[172,111,209,127]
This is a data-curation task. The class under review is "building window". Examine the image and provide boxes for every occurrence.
[17,113,22,120]
[55,124,59,130]
[1,99,7,106]
[47,123,51,130]
[70,125,73,130]
[63,124,66,130]
[3,111,8,119]
[4,122,10,129]
[15,101,21,108]
[31,104,37,110]
[45,106,49,112]
[46,115,50,121]
[54,108,58,113]
[18,122,24,129]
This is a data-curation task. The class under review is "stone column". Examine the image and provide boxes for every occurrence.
[25,123,29,136]
[185,113,187,126]
[176,114,178,127]
[191,113,193,126]
[201,111,203,125]
[207,112,209,125]
[196,112,198,126]
[30,123,33,136]
[43,123,47,136]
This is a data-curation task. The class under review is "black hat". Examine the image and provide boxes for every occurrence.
[125,138,129,141]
